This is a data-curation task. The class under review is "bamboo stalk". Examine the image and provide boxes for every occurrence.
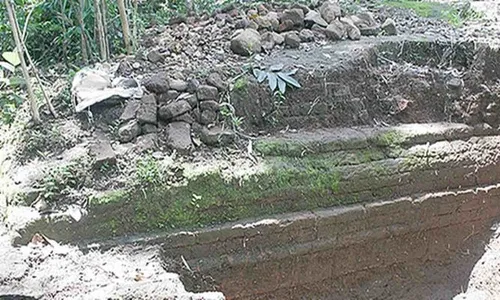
[117,0,132,54]
[93,0,107,61]
[79,0,89,63]
[4,0,41,124]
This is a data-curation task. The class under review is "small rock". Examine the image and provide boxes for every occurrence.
[158,100,192,120]
[381,18,397,35]
[135,133,158,152]
[158,90,180,103]
[261,32,276,50]
[200,126,236,146]
[118,120,141,143]
[132,62,141,69]
[200,100,220,112]
[137,94,157,125]
[169,79,188,92]
[143,73,170,94]
[197,85,219,100]
[278,19,295,32]
[147,50,163,63]
[181,94,199,108]
[353,12,380,36]
[165,122,193,151]
[341,17,361,40]
[285,32,301,48]
[120,100,140,121]
[447,77,464,90]
[248,20,259,30]
[292,3,310,14]
[173,112,195,124]
[325,20,345,40]
[280,9,304,27]
[304,10,328,28]
[320,1,341,23]
[299,29,315,42]
[273,32,285,45]
[200,110,217,125]
[90,139,116,168]
[234,18,250,29]
[142,123,158,134]
[255,16,274,31]
[187,79,200,93]
[257,4,269,15]
[230,29,262,56]
[207,73,228,92]
[359,26,380,36]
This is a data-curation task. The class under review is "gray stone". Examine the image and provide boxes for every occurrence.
[137,94,157,125]
[207,73,228,92]
[325,20,346,40]
[118,120,141,143]
[143,73,170,94]
[169,79,188,92]
[292,3,310,14]
[173,112,195,124]
[197,85,219,100]
[273,32,285,45]
[200,126,236,146]
[447,77,464,90]
[340,17,361,40]
[352,12,380,36]
[234,18,250,29]
[147,50,163,63]
[304,10,328,28]
[255,16,274,31]
[285,32,301,48]
[359,26,380,36]
[165,122,193,151]
[158,90,180,103]
[299,29,315,42]
[261,32,276,50]
[320,1,341,23]
[278,19,295,32]
[230,29,262,56]
[120,100,140,121]
[200,110,217,125]
[248,20,259,31]
[381,18,397,35]
[142,123,158,134]
[200,100,220,112]
[158,100,192,120]
[135,133,158,152]
[90,139,116,168]
[181,94,199,108]
[187,79,201,93]
[280,9,304,27]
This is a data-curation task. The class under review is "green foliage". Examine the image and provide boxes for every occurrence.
[253,65,301,95]
[17,123,73,160]
[382,0,482,26]
[135,155,164,187]
[38,160,88,202]
[0,50,26,124]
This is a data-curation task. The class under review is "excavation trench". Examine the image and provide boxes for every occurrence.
[14,38,500,299]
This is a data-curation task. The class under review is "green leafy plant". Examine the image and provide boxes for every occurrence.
[38,161,88,202]
[253,64,301,94]
[0,50,27,124]
[135,155,164,187]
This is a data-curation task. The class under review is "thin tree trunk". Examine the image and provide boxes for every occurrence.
[4,0,41,124]
[131,0,138,51]
[100,0,109,59]
[93,0,107,61]
[117,0,132,54]
[79,0,89,63]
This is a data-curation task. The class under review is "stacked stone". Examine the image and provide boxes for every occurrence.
[116,72,235,152]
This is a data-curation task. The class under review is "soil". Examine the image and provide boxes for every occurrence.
[3,0,500,299]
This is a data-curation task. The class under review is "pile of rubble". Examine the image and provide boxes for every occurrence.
[230,1,397,55]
